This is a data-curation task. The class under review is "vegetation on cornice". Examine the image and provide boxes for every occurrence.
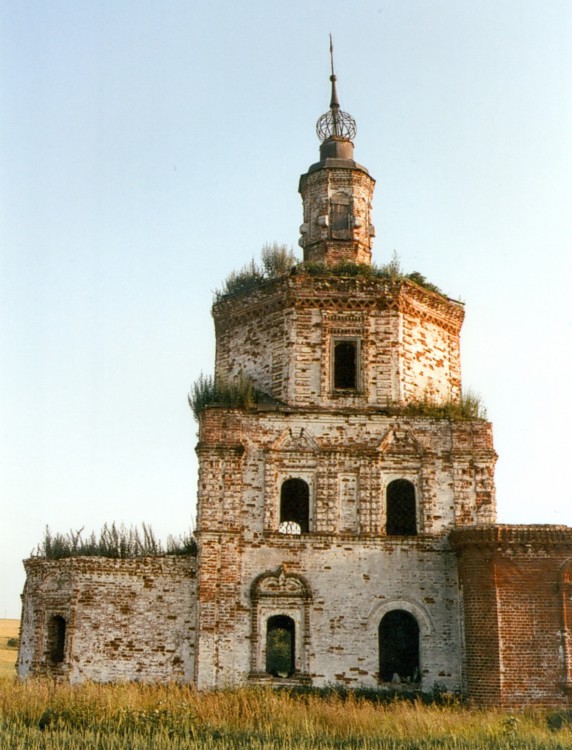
[392,390,487,421]
[188,373,261,419]
[188,375,486,422]
[297,254,444,295]
[214,245,444,301]
[32,523,197,560]
[214,243,297,301]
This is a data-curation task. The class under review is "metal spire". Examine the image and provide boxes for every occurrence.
[316,36,356,144]
[329,34,340,112]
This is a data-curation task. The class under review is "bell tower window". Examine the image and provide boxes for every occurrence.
[330,201,351,231]
[333,339,359,390]
[330,193,352,239]
[386,479,417,536]
[280,479,310,533]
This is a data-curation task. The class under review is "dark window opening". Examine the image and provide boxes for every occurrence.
[280,479,309,533]
[266,615,295,677]
[47,615,66,664]
[386,479,417,535]
[334,340,358,390]
[379,610,420,683]
[330,202,351,231]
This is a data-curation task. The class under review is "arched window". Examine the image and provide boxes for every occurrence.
[266,615,295,677]
[47,615,66,664]
[333,340,358,390]
[280,479,309,533]
[379,610,420,683]
[386,479,417,535]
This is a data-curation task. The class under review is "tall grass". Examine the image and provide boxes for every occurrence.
[395,390,487,421]
[1,678,571,749]
[32,523,197,560]
[188,373,260,419]
[214,242,297,300]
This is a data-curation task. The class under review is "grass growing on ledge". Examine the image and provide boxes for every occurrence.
[0,680,571,749]
[32,523,197,560]
[297,257,443,295]
[188,376,486,422]
[214,243,297,300]
[395,391,487,421]
[214,247,445,301]
[188,373,261,419]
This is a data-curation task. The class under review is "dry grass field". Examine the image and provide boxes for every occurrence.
[0,619,19,677]
[0,677,572,748]
[1,621,572,748]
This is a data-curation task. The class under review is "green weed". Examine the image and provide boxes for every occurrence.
[188,373,262,418]
[32,523,196,560]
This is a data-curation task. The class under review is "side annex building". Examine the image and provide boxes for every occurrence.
[17,65,572,709]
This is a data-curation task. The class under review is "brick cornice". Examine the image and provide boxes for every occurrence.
[449,524,572,551]
[212,275,464,335]
[23,555,197,575]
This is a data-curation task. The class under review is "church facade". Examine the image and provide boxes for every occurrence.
[17,66,572,708]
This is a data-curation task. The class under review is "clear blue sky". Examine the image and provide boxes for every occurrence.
[1,1,571,618]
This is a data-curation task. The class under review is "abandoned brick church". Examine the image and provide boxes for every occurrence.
[18,63,572,708]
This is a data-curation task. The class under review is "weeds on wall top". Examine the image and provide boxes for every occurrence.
[188,373,262,420]
[214,245,444,301]
[297,255,443,295]
[394,390,487,421]
[214,243,298,300]
[33,523,197,560]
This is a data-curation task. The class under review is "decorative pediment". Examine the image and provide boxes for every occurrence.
[378,425,424,457]
[270,428,320,454]
[251,565,311,600]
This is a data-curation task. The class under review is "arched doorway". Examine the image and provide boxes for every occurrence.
[266,615,295,677]
[379,609,420,683]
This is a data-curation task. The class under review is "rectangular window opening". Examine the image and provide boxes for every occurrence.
[333,339,359,391]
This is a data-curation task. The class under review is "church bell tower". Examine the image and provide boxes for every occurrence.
[194,43,497,692]
[298,41,376,266]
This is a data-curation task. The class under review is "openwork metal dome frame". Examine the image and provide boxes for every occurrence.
[316,107,357,143]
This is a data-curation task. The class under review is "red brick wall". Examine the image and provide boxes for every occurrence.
[451,526,572,708]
